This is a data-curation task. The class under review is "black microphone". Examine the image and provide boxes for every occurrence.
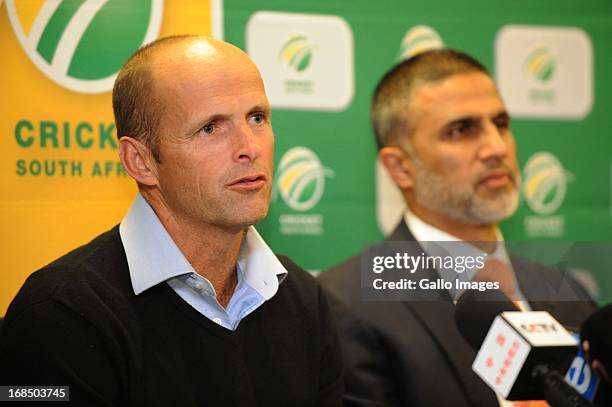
[454,288,516,349]
[581,303,612,406]
[455,289,593,407]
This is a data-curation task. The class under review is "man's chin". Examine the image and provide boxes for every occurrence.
[468,190,519,224]
[234,206,270,228]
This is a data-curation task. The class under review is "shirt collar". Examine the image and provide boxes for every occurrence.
[403,208,511,266]
[403,208,530,308]
[236,225,288,300]
[120,193,287,296]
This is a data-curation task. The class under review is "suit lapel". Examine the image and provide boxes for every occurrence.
[408,301,497,406]
[387,221,499,407]
[511,255,595,331]
[511,254,562,315]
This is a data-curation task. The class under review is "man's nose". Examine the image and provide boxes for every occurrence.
[478,122,509,162]
[234,123,262,162]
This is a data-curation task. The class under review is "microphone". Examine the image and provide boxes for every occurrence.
[580,304,612,406]
[455,290,593,406]
[454,288,516,349]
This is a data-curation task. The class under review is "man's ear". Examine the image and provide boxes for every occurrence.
[379,146,414,190]
[119,136,159,186]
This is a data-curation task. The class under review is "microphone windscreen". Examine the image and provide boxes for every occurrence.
[454,289,518,350]
[581,303,612,369]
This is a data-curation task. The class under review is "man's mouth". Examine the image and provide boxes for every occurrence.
[478,170,514,188]
[227,173,267,191]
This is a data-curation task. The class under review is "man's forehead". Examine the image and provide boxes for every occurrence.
[148,40,267,134]
[157,62,264,102]
[153,39,252,76]
[410,72,506,120]
[151,39,263,99]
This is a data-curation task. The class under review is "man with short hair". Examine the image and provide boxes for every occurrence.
[0,36,343,406]
[319,49,594,407]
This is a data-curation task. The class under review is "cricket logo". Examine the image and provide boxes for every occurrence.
[526,46,556,83]
[523,152,567,215]
[275,146,334,212]
[278,34,316,72]
[397,25,443,61]
[5,0,163,93]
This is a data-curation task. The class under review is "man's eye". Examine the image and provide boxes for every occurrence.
[494,117,510,131]
[199,123,215,135]
[448,123,473,139]
[250,113,265,124]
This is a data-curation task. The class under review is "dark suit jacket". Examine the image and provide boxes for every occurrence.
[318,221,596,407]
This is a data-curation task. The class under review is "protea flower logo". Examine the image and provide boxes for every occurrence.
[526,47,556,83]
[278,35,315,72]
[397,25,444,61]
[522,152,566,215]
[5,0,163,93]
[275,147,334,211]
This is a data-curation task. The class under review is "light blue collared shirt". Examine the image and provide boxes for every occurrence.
[119,194,288,331]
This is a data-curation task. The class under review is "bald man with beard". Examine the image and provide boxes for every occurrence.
[0,36,343,406]
[319,49,595,407]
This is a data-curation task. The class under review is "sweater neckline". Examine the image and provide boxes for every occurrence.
[152,282,246,346]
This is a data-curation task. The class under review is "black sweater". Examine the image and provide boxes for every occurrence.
[0,226,343,406]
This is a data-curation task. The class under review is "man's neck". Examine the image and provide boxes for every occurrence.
[409,204,498,243]
[143,193,244,308]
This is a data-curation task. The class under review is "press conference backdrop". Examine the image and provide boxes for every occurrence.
[0,0,223,313]
[1,0,611,314]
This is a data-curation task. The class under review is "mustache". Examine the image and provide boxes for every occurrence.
[476,163,520,185]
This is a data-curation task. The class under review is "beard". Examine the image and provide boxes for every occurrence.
[411,155,520,225]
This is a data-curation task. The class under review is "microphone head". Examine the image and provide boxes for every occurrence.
[454,289,518,349]
[581,303,612,372]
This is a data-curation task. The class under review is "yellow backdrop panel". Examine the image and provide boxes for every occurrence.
[0,0,220,314]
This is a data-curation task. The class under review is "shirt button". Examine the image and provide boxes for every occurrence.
[193,282,203,291]
[213,318,223,325]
